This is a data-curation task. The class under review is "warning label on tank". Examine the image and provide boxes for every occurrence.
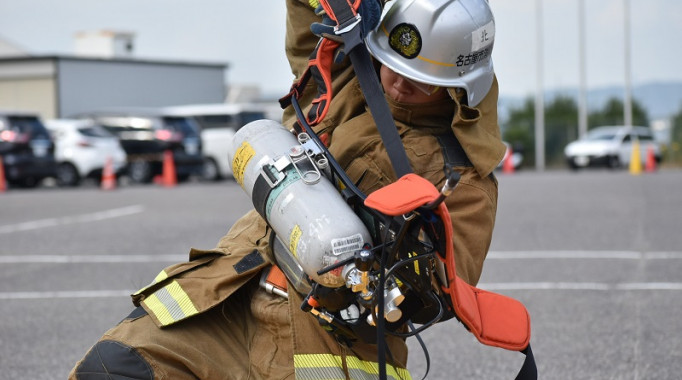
[289,224,303,258]
[232,141,255,186]
[331,234,364,256]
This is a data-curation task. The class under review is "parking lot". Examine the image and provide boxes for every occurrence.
[1,170,682,379]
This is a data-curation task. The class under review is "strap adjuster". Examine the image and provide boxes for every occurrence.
[335,14,362,35]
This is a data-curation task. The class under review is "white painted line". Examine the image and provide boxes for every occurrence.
[0,290,134,300]
[5,251,681,265]
[480,282,611,290]
[3,282,682,300]
[479,282,682,291]
[0,205,145,234]
[0,254,187,263]
[487,251,682,260]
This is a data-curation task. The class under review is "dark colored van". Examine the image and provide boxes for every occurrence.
[0,111,57,187]
[74,109,203,183]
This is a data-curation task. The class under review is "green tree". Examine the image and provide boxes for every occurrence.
[502,96,579,167]
[588,97,649,128]
[545,96,578,166]
[502,98,535,167]
[670,102,682,163]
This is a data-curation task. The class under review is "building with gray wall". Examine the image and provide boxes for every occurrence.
[0,55,228,120]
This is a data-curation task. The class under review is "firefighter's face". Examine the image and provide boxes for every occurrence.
[380,65,448,104]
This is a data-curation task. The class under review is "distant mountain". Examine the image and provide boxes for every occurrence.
[499,81,682,122]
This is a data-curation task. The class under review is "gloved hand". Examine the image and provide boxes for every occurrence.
[310,0,382,42]
[310,5,343,42]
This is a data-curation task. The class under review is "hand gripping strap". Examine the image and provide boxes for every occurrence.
[319,0,361,27]
[279,38,339,126]
[364,174,536,378]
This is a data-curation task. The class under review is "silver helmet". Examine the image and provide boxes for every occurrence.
[365,0,496,106]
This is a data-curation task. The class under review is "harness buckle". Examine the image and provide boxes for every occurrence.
[334,14,362,35]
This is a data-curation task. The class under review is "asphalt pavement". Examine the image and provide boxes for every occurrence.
[1,169,681,379]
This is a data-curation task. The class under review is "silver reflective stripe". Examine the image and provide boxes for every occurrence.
[153,286,187,322]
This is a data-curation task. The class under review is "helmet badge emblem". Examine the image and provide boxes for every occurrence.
[388,23,421,59]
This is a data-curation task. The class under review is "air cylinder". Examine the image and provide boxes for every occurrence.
[229,119,372,287]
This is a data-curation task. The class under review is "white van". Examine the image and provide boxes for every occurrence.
[164,103,280,180]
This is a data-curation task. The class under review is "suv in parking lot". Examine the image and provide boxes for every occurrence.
[564,126,662,170]
[74,109,203,183]
[0,110,57,187]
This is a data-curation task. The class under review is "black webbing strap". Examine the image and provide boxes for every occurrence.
[516,345,537,380]
[318,4,410,379]
[324,0,413,179]
[436,133,473,168]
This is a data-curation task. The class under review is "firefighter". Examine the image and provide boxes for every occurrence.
[69,0,505,379]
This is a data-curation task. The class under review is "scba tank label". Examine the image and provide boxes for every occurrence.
[331,234,364,256]
[289,225,303,258]
[232,141,255,186]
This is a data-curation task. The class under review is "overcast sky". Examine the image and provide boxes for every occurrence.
[1,0,680,99]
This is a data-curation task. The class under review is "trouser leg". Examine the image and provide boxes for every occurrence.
[69,280,294,380]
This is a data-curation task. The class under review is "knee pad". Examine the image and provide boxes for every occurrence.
[73,340,154,380]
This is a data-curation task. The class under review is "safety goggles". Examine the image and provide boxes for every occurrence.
[404,77,441,96]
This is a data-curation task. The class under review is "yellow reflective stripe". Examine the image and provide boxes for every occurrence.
[416,55,456,67]
[153,270,169,283]
[133,269,168,296]
[309,0,320,9]
[164,280,198,316]
[141,280,199,326]
[294,354,412,380]
[346,356,411,380]
[142,292,175,326]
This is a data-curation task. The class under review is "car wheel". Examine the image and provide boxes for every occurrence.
[56,163,81,187]
[607,155,620,169]
[567,159,580,171]
[202,158,221,181]
[128,160,153,184]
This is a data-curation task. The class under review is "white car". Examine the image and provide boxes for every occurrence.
[564,125,662,170]
[45,119,127,186]
[164,103,278,180]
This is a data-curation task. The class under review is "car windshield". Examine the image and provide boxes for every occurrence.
[193,111,265,131]
[78,125,116,138]
[585,130,618,141]
[7,116,51,139]
[98,116,154,132]
[239,112,266,125]
[162,117,199,137]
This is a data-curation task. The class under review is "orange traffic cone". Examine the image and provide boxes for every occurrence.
[502,146,515,174]
[0,156,7,192]
[101,157,117,190]
[645,145,657,173]
[161,150,177,187]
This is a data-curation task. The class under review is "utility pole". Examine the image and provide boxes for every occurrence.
[535,0,545,171]
[623,0,633,127]
[578,0,588,138]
